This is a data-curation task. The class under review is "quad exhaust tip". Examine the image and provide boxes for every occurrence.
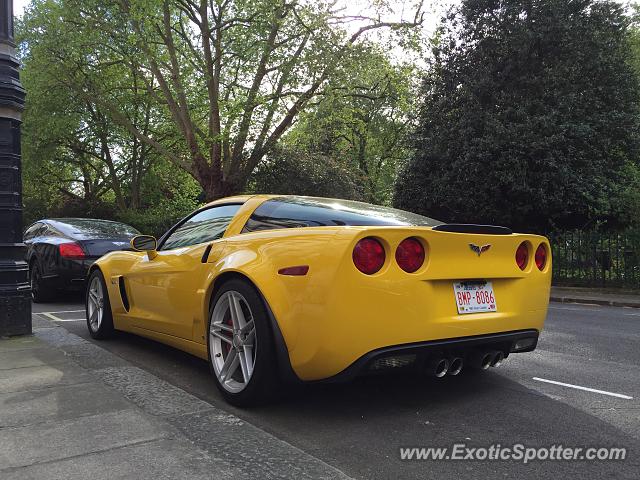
[491,351,505,367]
[448,357,463,376]
[429,351,503,377]
[469,351,494,370]
[428,358,450,378]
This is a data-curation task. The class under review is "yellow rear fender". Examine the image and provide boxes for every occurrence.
[203,228,345,354]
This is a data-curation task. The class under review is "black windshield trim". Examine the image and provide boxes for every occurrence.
[432,224,513,235]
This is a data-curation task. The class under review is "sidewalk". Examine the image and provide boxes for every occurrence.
[550,286,640,308]
[0,315,351,480]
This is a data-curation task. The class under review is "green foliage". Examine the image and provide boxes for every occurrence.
[249,147,365,200]
[19,0,169,219]
[284,46,418,205]
[610,161,640,228]
[395,0,640,232]
[116,160,202,237]
[18,0,424,201]
[18,0,423,225]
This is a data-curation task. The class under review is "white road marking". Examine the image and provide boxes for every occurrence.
[37,309,85,315]
[532,377,633,400]
[38,312,85,322]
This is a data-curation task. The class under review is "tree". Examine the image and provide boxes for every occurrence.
[19,1,167,213]
[22,0,425,201]
[250,146,365,200]
[284,46,418,204]
[395,0,640,231]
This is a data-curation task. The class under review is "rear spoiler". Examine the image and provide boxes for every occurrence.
[432,224,513,235]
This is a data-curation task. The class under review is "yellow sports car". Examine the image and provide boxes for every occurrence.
[85,195,551,406]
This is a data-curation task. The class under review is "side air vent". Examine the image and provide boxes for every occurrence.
[432,224,513,235]
[201,244,213,263]
[118,276,130,312]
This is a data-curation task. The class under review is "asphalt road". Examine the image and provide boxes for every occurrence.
[32,296,640,479]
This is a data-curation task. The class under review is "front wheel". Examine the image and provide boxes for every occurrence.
[208,279,279,407]
[85,270,115,339]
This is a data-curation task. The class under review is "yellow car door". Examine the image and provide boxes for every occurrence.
[124,203,243,340]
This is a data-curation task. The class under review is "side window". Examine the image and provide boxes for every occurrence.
[43,225,62,237]
[242,198,440,233]
[242,201,311,232]
[24,223,43,240]
[160,204,242,250]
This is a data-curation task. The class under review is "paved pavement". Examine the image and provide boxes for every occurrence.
[3,293,639,479]
[551,286,640,308]
[0,309,351,479]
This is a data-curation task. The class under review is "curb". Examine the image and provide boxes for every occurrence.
[550,296,640,309]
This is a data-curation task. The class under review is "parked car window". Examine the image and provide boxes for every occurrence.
[54,219,140,237]
[242,197,442,233]
[161,204,242,250]
[24,222,44,240]
[42,224,63,237]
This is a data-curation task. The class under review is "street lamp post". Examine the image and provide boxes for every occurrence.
[0,0,30,336]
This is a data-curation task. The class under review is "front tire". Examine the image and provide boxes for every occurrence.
[207,278,279,407]
[85,270,115,339]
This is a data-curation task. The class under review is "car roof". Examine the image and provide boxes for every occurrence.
[47,218,129,224]
[41,218,138,236]
[202,194,275,208]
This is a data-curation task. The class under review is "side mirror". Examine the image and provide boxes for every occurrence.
[131,235,157,252]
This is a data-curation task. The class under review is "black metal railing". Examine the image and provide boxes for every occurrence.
[547,230,640,289]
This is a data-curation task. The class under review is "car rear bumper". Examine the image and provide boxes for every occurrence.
[322,329,539,383]
[282,296,548,381]
[41,259,98,290]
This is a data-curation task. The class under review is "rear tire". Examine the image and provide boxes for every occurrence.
[30,262,54,303]
[207,278,280,407]
[85,270,115,339]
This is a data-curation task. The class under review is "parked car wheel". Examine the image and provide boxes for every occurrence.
[30,261,54,303]
[85,270,115,339]
[207,278,279,407]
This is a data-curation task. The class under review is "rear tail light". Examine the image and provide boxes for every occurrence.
[59,242,85,259]
[515,242,528,270]
[535,244,547,270]
[353,237,385,274]
[395,237,425,273]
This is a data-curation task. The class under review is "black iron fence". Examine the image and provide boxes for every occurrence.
[547,230,640,289]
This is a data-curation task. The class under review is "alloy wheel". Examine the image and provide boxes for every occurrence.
[87,276,104,332]
[210,291,257,393]
[30,266,39,300]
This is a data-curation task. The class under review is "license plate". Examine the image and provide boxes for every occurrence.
[453,281,497,314]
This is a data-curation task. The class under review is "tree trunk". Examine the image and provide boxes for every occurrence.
[202,177,240,201]
[195,161,240,201]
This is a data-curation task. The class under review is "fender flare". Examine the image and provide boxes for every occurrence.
[208,271,302,385]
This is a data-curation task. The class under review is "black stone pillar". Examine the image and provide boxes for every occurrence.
[0,0,30,336]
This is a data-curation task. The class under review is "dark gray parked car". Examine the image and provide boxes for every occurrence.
[24,218,139,302]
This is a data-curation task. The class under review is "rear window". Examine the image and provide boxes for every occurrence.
[55,219,140,237]
[242,197,441,233]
